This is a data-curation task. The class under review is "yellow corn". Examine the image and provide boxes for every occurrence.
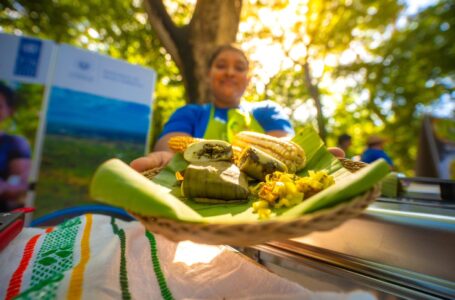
[168,136,202,153]
[232,145,242,165]
[232,131,306,173]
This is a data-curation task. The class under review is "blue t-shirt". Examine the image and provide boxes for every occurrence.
[160,101,293,138]
[0,134,31,180]
[361,148,393,166]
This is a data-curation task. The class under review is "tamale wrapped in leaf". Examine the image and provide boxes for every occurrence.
[181,161,249,203]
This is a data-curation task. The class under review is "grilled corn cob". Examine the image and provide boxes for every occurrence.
[183,140,232,163]
[232,131,306,173]
[232,145,242,165]
[168,136,202,153]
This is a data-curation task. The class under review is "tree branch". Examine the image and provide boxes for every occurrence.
[303,61,326,140]
[143,0,186,70]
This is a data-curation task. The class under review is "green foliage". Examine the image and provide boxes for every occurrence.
[0,80,44,150]
[0,0,186,149]
[334,0,455,174]
[240,0,403,142]
[151,81,186,144]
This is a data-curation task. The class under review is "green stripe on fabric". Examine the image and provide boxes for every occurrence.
[16,217,82,300]
[14,274,63,300]
[145,231,174,300]
[110,217,131,300]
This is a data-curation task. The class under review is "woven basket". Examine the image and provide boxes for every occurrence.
[133,159,379,246]
[339,158,368,173]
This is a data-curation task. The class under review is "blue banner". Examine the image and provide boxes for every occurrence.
[14,38,42,78]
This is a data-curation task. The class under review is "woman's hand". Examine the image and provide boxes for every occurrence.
[130,132,190,172]
[130,151,174,172]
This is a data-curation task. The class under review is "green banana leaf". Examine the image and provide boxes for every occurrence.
[380,172,401,198]
[90,126,390,224]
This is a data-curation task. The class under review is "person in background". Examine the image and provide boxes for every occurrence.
[361,135,394,169]
[0,83,32,212]
[131,44,344,172]
[337,134,352,157]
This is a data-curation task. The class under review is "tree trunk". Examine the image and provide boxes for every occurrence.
[144,0,242,104]
[303,62,326,141]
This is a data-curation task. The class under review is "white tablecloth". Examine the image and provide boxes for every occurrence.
[0,214,374,299]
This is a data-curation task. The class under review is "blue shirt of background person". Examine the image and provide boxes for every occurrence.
[361,135,394,168]
[362,148,393,166]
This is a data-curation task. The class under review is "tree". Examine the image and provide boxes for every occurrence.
[144,0,242,104]
[334,0,455,174]
[239,0,402,141]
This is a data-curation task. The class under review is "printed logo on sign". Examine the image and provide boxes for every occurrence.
[69,57,95,82]
[14,38,42,77]
[77,60,91,71]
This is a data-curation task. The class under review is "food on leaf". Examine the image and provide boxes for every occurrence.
[251,170,335,219]
[168,136,202,153]
[238,146,287,180]
[181,161,249,203]
[232,131,306,173]
[183,140,233,163]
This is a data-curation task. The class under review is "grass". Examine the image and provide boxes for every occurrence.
[34,134,145,219]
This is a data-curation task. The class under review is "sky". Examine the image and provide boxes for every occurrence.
[404,0,438,15]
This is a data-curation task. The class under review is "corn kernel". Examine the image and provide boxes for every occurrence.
[252,200,269,211]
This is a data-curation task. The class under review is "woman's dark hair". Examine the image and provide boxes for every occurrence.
[0,83,15,109]
[207,44,249,69]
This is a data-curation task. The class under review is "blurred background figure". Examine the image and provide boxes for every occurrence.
[361,135,394,169]
[337,134,352,157]
[0,83,32,212]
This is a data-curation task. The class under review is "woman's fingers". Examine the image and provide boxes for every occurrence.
[129,156,157,172]
[130,151,174,172]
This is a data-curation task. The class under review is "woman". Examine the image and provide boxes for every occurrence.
[131,45,343,172]
[0,83,32,212]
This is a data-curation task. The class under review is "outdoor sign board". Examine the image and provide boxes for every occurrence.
[416,116,455,180]
[0,33,156,218]
[35,44,156,217]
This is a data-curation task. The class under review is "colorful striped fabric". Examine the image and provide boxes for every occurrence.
[0,214,310,299]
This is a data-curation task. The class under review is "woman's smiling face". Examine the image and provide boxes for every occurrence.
[208,49,250,108]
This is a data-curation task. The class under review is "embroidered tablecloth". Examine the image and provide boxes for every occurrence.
[0,214,313,299]
[1,214,376,300]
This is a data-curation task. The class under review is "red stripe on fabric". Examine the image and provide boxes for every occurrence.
[5,233,41,300]
[45,227,54,233]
